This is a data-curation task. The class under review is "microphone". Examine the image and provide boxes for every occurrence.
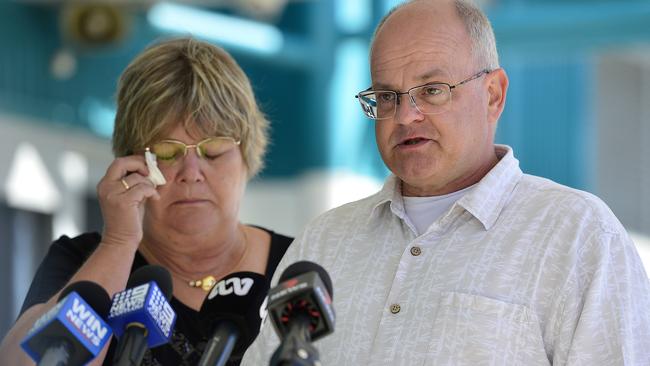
[197,271,269,366]
[20,281,113,366]
[107,265,177,366]
[267,261,335,366]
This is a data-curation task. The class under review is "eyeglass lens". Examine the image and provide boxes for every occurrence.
[359,84,452,120]
[150,137,237,164]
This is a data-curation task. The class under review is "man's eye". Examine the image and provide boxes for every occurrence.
[378,93,395,102]
[423,86,443,95]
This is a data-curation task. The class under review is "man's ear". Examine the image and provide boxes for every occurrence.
[486,68,508,124]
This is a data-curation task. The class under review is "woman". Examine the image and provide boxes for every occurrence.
[0,37,292,365]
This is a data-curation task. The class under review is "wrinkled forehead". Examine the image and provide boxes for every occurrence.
[372,60,454,90]
[370,39,475,89]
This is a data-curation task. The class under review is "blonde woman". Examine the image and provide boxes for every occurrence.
[0,37,292,366]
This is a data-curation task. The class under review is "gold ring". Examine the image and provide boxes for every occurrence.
[120,178,130,191]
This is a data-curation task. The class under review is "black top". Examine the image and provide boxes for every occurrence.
[20,228,292,366]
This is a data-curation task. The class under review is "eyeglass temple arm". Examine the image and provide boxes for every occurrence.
[451,69,492,90]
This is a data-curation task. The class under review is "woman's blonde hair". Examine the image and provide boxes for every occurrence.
[113,37,269,177]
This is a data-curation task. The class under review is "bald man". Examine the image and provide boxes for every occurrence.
[242,1,650,365]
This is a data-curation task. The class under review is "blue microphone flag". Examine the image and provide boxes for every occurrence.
[107,280,176,348]
[21,291,112,363]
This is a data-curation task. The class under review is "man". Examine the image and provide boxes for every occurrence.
[243,0,650,365]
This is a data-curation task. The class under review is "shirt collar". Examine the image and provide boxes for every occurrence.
[458,145,522,230]
[370,174,407,221]
[369,144,522,230]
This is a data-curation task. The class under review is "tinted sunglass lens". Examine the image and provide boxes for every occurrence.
[151,142,184,163]
[205,138,239,157]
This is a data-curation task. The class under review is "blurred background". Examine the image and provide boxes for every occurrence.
[1,0,650,339]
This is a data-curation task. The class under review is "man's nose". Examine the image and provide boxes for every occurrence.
[395,94,424,125]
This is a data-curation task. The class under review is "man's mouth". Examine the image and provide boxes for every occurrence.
[399,137,429,146]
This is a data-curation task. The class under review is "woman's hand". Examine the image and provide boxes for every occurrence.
[96,155,161,249]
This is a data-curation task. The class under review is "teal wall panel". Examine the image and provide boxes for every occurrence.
[496,57,594,189]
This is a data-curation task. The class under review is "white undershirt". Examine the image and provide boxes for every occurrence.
[403,184,476,235]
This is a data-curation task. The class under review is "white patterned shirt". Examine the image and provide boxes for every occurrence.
[242,145,650,366]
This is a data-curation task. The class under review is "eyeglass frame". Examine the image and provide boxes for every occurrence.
[355,69,492,120]
[144,136,241,164]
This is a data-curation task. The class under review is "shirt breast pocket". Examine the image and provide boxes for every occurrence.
[423,291,549,366]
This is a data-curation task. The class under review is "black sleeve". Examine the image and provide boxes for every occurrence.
[18,232,101,317]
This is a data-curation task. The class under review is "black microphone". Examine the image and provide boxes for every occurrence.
[197,271,269,366]
[107,265,176,366]
[267,261,335,366]
[20,281,113,366]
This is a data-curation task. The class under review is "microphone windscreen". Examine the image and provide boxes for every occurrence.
[200,271,269,356]
[127,264,173,299]
[279,261,333,298]
[58,281,112,318]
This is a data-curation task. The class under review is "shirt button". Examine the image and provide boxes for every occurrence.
[390,304,401,314]
[410,246,422,256]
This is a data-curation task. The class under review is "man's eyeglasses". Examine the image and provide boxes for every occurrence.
[145,136,240,166]
[355,69,492,120]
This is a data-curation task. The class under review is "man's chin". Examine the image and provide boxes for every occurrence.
[397,170,451,196]
[393,162,440,184]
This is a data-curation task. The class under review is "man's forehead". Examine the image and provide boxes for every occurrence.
[371,64,452,89]
[370,47,459,83]
[371,49,454,71]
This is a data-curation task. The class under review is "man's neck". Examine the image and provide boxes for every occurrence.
[402,149,499,197]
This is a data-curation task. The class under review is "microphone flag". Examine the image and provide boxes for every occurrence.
[107,280,176,348]
[21,290,112,364]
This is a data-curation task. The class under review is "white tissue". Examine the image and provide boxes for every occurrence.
[145,150,167,186]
